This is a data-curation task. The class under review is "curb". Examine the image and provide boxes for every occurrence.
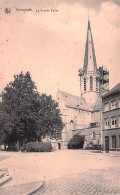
[23,180,46,195]
[0,180,46,195]
[0,176,12,187]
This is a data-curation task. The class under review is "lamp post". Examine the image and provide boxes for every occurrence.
[100,108,103,152]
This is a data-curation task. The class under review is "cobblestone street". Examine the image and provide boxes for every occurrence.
[1,150,120,194]
[36,168,120,195]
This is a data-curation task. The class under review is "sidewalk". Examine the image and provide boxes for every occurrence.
[0,152,45,194]
[0,181,45,195]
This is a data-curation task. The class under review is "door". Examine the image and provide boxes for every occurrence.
[58,143,61,150]
[105,136,109,152]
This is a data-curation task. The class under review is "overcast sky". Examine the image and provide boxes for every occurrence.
[0,0,120,99]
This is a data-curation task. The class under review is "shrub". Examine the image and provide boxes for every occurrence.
[25,142,53,152]
[6,143,19,151]
[85,142,101,150]
[67,134,84,149]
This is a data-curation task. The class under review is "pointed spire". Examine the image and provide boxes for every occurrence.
[88,20,91,30]
[83,20,97,74]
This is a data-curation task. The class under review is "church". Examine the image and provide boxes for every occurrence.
[56,20,109,149]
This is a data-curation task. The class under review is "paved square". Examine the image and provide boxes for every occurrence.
[0,150,120,194]
[37,168,120,194]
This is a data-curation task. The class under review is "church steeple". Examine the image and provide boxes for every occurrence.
[79,20,100,107]
[83,20,97,74]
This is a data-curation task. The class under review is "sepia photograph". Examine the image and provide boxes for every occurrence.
[0,0,120,194]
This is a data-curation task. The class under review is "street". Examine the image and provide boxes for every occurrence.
[37,167,120,194]
[0,150,120,194]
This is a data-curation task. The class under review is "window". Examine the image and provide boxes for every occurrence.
[84,77,86,91]
[112,136,116,149]
[119,136,120,148]
[92,131,96,140]
[70,120,74,124]
[96,80,99,92]
[105,118,110,129]
[111,100,116,110]
[90,76,93,91]
[104,102,109,111]
[118,99,120,108]
[111,117,117,128]
[118,116,120,127]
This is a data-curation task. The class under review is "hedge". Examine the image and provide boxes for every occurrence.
[67,134,84,149]
[23,142,53,152]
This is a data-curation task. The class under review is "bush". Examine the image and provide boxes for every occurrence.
[25,142,53,152]
[6,143,19,151]
[67,134,84,149]
[85,142,101,150]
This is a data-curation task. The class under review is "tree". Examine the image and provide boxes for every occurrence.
[0,71,63,150]
[36,93,63,141]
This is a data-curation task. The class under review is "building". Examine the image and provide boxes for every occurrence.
[102,83,120,152]
[56,20,109,149]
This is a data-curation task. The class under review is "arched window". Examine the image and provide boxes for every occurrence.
[70,120,74,124]
[70,120,74,130]
[84,77,86,91]
[90,76,93,91]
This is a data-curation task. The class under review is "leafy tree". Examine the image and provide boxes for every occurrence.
[36,93,63,141]
[0,71,63,150]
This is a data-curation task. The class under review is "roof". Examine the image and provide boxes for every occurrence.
[78,126,101,136]
[57,90,102,112]
[58,91,91,111]
[102,83,120,98]
[83,20,97,74]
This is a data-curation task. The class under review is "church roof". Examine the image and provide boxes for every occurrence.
[102,83,120,98]
[58,91,91,111]
[83,20,97,74]
[58,90,102,112]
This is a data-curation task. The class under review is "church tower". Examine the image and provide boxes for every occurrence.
[79,20,100,108]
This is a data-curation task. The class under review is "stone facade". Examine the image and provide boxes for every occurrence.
[102,83,120,151]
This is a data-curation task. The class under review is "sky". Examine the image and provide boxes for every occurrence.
[0,0,120,99]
